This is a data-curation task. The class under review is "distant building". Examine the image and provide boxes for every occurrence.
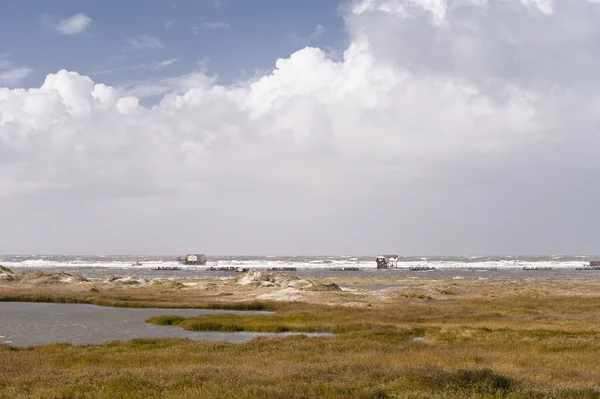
[376,255,398,269]
[177,254,207,265]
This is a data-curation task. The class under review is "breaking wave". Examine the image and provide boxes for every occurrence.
[0,254,596,270]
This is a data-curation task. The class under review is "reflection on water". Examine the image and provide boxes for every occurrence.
[0,302,326,347]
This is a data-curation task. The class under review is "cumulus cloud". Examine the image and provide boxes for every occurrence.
[45,13,92,35]
[2,0,600,254]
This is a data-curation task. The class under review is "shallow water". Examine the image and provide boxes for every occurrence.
[0,302,326,347]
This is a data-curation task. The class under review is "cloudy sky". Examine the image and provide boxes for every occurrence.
[1,0,599,256]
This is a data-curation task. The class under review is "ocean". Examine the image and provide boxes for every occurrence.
[1,254,599,280]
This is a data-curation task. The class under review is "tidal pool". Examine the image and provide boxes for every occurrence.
[0,302,324,347]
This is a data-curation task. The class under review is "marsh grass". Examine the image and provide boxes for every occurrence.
[0,293,275,311]
[146,315,186,326]
[2,330,600,399]
[5,282,600,397]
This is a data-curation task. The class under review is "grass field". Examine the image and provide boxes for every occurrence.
[2,278,600,398]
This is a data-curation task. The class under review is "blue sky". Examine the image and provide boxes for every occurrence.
[0,0,347,89]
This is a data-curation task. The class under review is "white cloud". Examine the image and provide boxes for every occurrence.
[288,24,327,46]
[156,59,178,68]
[0,67,33,86]
[2,0,600,254]
[89,59,178,76]
[119,69,216,98]
[0,54,12,69]
[125,35,164,50]
[193,21,231,33]
[521,0,555,14]
[0,54,32,86]
[46,13,92,35]
[202,21,230,29]
[212,0,228,8]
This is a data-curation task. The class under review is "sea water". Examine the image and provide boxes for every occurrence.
[0,254,598,280]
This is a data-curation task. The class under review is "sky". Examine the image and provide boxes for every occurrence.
[0,1,346,95]
[1,0,599,256]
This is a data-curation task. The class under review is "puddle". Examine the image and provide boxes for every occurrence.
[0,302,329,347]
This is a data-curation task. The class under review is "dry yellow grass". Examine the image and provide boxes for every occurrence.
[2,276,600,398]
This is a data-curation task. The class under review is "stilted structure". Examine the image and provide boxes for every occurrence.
[177,254,207,266]
[376,255,398,269]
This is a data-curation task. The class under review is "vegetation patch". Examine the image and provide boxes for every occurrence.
[146,315,186,326]
[151,280,185,291]
[0,293,275,311]
[430,368,516,395]
[185,321,246,332]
